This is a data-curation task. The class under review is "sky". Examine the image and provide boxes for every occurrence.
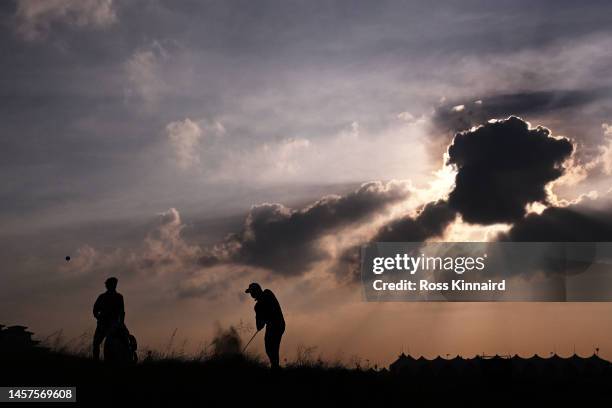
[1,0,612,365]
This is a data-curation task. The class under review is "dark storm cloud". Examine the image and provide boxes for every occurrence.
[372,200,456,242]
[446,116,573,224]
[460,201,612,282]
[334,200,457,282]
[499,205,612,242]
[208,181,410,276]
[334,116,590,282]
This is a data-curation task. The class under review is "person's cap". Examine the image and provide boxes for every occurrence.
[245,282,262,294]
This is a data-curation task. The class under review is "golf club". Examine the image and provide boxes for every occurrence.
[242,330,260,354]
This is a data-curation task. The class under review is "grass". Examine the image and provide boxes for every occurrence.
[3,347,612,406]
[3,325,612,406]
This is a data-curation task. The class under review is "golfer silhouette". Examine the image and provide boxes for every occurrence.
[245,283,285,370]
[92,277,125,360]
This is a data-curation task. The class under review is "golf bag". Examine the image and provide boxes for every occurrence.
[103,323,138,363]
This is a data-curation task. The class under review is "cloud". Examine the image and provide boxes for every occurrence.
[176,274,233,300]
[63,208,201,277]
[371,200,456,242]
[208,181,412,276]
[175,265,254,300]
[330,116,586,281]
[446,116,573,224]
[58,244,99,276]
[55,207,256,301]
[218,137,312,181]
[547,123,612,193]
[591,123,612,176]
[124,42,169,108]
[426,89,608,163]
[14,0,116,41]
[135,208,201,274]
[487,197,612,280]
[166,119,204,170]
[196,115,581,282]
[209,118,431,185]
[599,124,612,175]
[397,112,415,121]
[432,90,606,135]
[333,200,457,281]
[263,138,312,175]
[498,202,612,242]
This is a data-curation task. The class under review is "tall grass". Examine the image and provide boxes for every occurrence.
[34,324,364,370]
